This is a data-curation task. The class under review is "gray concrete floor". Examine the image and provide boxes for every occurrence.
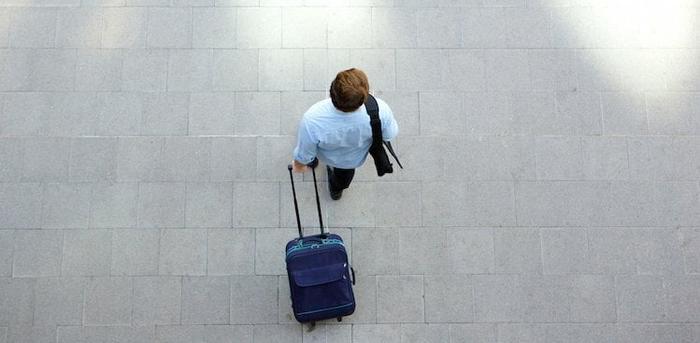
[1,0,700,342]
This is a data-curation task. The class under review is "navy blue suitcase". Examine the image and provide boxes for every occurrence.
[285,164,356,323]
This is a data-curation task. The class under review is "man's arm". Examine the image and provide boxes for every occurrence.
[380,102,399,141]
[291,117,318,173]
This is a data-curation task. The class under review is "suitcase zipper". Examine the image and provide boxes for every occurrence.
[295,302,354,316]
[286,239,345,258]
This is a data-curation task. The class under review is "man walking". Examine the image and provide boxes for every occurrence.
[291,68,399,200]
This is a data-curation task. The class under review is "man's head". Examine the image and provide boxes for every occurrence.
[329,68,369,112]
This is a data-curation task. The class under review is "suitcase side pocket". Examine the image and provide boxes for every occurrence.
[290,262,354,317]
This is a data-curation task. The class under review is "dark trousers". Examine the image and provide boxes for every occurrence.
[328,167,355,192]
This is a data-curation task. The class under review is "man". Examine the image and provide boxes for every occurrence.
[291,68,399,200]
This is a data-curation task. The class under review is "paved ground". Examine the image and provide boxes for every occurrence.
[1,0,700,342]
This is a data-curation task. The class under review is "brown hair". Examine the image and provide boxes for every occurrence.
[329,68,369,112]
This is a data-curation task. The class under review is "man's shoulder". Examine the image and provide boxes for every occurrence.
[299,98,334,134]
[373,96,393,117]
[304,98,334,119]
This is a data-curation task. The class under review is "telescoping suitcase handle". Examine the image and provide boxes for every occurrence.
[287,162,325,239]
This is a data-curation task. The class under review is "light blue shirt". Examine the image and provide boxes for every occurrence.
[293,97,399,169]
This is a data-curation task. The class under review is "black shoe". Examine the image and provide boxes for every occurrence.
[330,189,343,200]
[327,166,343,200]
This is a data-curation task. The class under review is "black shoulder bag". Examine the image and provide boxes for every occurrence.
[365,94,403,177]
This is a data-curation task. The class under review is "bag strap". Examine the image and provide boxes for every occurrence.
[365,95,403,169]
[364,94,383,146]
[384,141,403,169]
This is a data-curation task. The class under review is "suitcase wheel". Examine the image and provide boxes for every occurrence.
[337,317,342,322]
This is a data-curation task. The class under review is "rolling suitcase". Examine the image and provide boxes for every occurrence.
[285,163,356,324]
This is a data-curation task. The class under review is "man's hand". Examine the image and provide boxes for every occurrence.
[291,160,309,173]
